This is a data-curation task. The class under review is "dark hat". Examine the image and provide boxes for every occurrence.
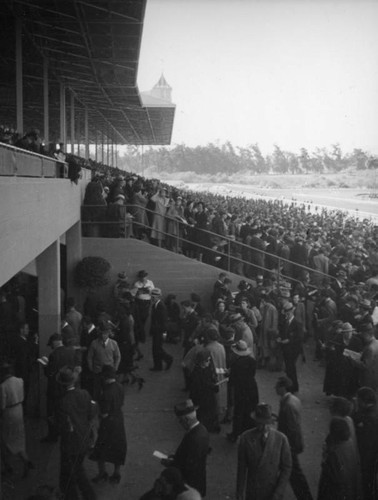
[117,271,128,281]
[360,322,374,334]
[231,340,252,357]
[357,386,377,406]
[229,312,242,322]
[151,288,162,297]
[137,270,148,278]
[47,332,62,347]
[276,375,293,390]
[101,364,117,380]
[56,366,79,386]
[174,399,198,417]
[221,326,235,341]
[251,403,273,424]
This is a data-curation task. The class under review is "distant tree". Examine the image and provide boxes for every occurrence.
[298,148,311,174]
[250,143,268,174]
[271,145,289,174]
[350,148,369,170]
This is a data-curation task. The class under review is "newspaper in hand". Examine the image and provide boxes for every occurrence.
[343,349,361,361]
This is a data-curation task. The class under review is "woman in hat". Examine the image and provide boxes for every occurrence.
[189,349,219,433]
[0,361,34,477]
[227,340,259,442]
[90,364,127,484]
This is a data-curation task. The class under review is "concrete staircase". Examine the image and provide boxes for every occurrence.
[81,237,244,310]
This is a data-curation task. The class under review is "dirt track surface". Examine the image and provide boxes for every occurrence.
[12,336,330,500]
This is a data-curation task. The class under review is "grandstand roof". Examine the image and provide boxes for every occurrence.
[0,0,175,145]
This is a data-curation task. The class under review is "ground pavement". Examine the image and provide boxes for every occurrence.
[9,336,330,500]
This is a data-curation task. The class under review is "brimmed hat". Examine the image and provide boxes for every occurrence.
[137,270,148,278]
[101,364,117,380]
[251,403,273,424]
[195,349,211,364]
[151,288,162,297]
[231,340,252,357]
[174,399,198,417]
[117,272,128,281]
[238,280,249,290]
[229,312,242,323]
[283,302,294,312]
[341,322,355,333]
[360,299,372,310]
[56,366,79,386]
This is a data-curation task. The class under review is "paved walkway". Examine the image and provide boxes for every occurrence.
[9,337,330,500]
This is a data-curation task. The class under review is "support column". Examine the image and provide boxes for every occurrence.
[84,107,89,159]
[101,131,104,163]
[43,57,49,145]
[66,222,82,306]
[16,19,23,135]
[59,83,66,147]
[36,240,61,415]
[95,133,98,162]
[70,93,75,154]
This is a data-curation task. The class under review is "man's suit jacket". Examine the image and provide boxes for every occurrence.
[277,393,304,454]
[236,427,292,500]
[57,387,97,456]
[173,422,210,497]
[150,300,168,336]
[281,317,303,356]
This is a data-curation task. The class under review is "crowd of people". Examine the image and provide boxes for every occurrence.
[2,155,378,498]
[1,253,378,499]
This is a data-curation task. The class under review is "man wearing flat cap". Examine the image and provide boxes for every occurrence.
[162,399,209,497]
[236,403,292,500]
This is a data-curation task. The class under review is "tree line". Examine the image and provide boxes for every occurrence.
[118,142,378,176]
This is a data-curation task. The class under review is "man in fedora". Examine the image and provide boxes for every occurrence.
[150,288,173,371]
[236,402,292,500]
[56,366,97,500]
[275,376,313,500]
[162,399,210,497]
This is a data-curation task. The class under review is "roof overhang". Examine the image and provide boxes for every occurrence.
[0,0,175,145]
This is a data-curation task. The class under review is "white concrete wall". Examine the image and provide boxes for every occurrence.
[0,177,83,286]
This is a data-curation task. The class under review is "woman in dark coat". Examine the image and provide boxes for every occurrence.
[90,365,127,483]
[115,301,135,383]
[227,340,259,442]
[317,417,362,500]
[189,349,219,433]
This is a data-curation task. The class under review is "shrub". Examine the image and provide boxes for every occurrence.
[75,256,111,290]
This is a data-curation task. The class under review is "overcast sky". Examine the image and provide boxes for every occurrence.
[137,0,378,155]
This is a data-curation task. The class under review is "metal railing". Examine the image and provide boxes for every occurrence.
[81,203,335,289]
[0,141,68,178]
